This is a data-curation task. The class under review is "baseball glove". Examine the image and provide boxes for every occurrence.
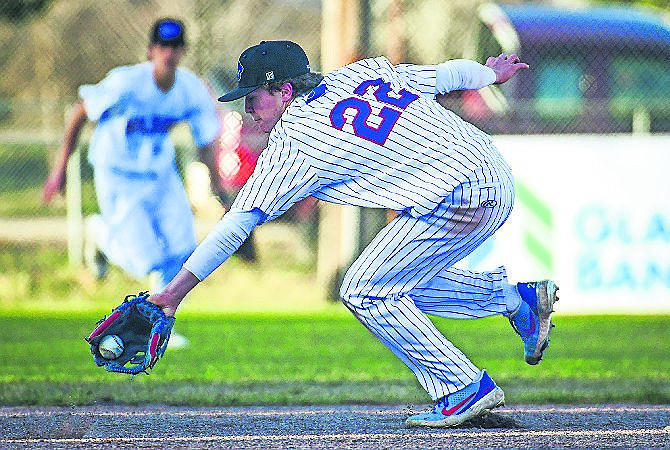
[85,291,175,375]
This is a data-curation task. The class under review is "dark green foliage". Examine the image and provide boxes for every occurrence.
[0,0,52,22]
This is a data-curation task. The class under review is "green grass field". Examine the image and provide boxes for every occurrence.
[1,311,668,406]
[1,239,668,407]
[0,143,96,217]
[0,141,196,217]
[0,186,669,407]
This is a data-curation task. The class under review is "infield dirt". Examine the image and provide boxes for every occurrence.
[1,404,669,449]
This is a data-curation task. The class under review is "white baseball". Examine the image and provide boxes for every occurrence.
[99,334,124,360]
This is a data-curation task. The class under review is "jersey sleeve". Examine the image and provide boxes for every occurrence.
[393,62,438,98]
[435,59,497,93]
[183,207,264,280]
[231,128,319,224]
[78,66,135,122]
[183,73,221,148]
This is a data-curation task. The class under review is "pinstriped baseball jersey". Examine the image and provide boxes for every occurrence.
[178,41,552,419]
[222,55,520,401]
[231,57,509,222]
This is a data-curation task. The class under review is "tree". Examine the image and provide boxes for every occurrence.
[0,0,52,22]
[592,0,669,11]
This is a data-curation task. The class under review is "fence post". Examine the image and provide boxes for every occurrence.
[632,107,651,134]
[66,145,83,268]
[318,0,367,297]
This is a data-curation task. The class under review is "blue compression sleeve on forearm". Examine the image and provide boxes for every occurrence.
[183,208,264,280]
[435,59,496,94]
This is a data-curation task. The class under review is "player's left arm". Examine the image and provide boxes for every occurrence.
[149,268,200,317]
[197,140,224,196]
[186,73,225,195]
[435,54,528,94]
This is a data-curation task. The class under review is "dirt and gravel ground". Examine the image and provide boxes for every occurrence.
[1,404,669,449]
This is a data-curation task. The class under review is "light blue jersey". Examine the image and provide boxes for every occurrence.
[82,62,220,284]
[81,62,220,175]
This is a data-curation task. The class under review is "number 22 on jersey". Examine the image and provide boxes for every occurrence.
[329,78,419,146]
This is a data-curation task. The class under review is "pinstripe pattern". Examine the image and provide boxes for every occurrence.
[231,56,517,400]
[232,58,502,221]
[341,169,514,399]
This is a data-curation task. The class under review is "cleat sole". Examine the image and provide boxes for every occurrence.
[527,281,559,365]
[405,387,505,428]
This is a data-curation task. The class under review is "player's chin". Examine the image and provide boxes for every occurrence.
[254,121,273,134]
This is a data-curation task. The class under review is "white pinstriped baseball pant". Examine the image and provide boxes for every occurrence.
[340,165,515,400]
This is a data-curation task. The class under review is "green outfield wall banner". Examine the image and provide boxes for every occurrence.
[456,134,670,314]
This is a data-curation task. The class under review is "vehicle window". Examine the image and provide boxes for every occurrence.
[533,56,586,120]
[609,54,670,119]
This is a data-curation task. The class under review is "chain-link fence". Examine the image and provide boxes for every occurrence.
[1,0,670,301]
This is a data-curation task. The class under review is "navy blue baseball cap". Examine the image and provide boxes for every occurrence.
[218,40,311,102]
[150,18,186,47]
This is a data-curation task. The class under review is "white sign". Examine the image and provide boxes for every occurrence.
[457,134,670,314]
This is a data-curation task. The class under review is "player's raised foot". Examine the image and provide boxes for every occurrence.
[405,370,505,428]
[509,280,559,365]
[84,215,109,280]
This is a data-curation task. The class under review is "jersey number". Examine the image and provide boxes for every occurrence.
[329,78,418,145]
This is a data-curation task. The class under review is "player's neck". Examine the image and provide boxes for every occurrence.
[153,68,176,93]
[282,97,295,113]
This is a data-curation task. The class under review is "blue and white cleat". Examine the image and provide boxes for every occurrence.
[510,280,559,365]
[405,370,505,428]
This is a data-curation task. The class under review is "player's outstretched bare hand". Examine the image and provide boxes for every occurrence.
[42,172,65,204]
[148,292,179,317]
[486,53,529,84]
[146,268,201,318]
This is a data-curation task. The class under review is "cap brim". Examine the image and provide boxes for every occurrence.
[218,85,260,102]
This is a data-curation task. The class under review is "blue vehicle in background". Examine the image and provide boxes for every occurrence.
[438,2,670,134]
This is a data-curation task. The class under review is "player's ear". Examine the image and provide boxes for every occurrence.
[280,82,294,102]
